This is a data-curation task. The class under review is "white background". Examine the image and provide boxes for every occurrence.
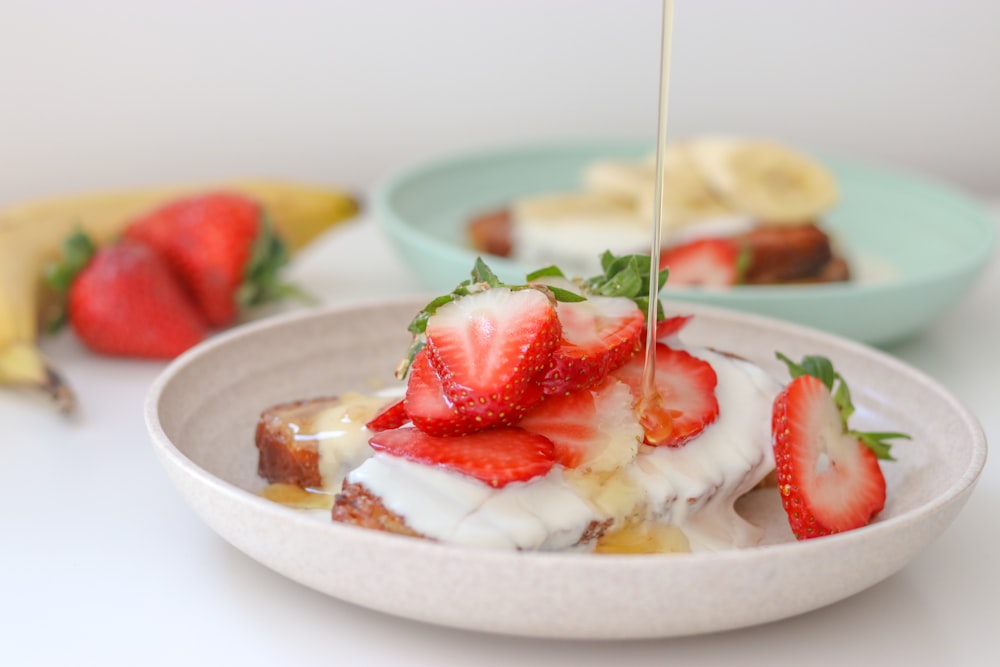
[2,0,998,205]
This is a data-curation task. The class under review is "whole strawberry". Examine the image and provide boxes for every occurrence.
[52,233,209,358]
[124,192,294,328]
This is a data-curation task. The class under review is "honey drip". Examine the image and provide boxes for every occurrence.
[638,0,676,444]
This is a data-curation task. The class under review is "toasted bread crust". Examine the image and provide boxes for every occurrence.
[332,481,425,538]
[467,207,513,258]
[255,397,342,488]
[739,223,843,284]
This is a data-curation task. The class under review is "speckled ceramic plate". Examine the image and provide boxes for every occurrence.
[145,299,986,639]
[374,143,997,346]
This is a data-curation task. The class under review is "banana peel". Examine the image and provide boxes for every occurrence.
[0,179,361,413]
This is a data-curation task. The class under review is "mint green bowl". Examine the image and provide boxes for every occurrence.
[374,143,996,346]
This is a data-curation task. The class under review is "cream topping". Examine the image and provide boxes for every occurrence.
[341,347,780,552]
[350,457,596,551]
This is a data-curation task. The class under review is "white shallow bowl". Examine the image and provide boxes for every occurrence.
[145,299,986,639]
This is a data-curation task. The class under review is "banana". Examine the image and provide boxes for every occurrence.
[584,148,738,232]
[688,137,837,223]
[514,190,639,222]
[0,180,360,412]
[639,145,739,229]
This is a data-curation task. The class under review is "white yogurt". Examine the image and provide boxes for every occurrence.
[350,457,597,551]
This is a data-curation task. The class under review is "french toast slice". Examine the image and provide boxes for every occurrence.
[255,397,342,489]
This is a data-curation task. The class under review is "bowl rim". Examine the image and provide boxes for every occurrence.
[145,297,989,566]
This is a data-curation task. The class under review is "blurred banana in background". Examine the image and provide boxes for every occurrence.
[688,138,837,223]
[0,180,360,412]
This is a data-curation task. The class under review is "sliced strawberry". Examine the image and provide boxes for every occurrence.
[771,353,908,540]
[425,287,559,427]
[519,377,642,471]
[404,348,480,436]
[660,238,743,287]
[537,296,644,396]
[368,426,555,488]
[365,399,409,432]
[656,314,693,340]
[611,343,719,447]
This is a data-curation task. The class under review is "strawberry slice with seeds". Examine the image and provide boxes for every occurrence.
[771,353,908,540]
[656,314,693,340]
[519,377,643,471]
[660,238,745,287]
[365,399,409,432]
[404,348,481,436]
[425,287,559,427]
[368,426,556,488]
[538,296,644,396]
[611,343,719,447]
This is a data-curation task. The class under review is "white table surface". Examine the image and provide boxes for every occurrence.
[3,206,998,667]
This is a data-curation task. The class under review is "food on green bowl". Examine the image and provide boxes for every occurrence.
[468,137,849,287]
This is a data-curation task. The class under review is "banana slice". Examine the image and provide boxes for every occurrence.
[689,138,837,223]
[637,144,738,230]
[583,158,656,202]
[584,149,738,233]
[513,190,638,221]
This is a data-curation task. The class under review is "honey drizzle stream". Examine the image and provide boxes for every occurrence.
[638,0,676,444]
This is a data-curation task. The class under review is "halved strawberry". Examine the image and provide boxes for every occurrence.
[611,343,719,447]
[656,314,693,340]
[404,348,481,437]
[365,399,409,432]
[368,426,556,488]
[660,238,744,287]
[771,353,908,540]
[424,287,559,428]
[538,296,644,396]
[519,377,643,471]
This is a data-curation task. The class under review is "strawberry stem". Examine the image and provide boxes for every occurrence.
[43,228,98,332]
[237,215,313,308]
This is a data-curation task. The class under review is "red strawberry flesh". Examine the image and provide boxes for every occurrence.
[69,240,208,359]
[660,238,741,287]
[519,376,642,470]
[365,398,410,432]
[404,348,482,436]
[538,296,644,396]
[612,343,719,447]
[425,287,559,426]
[772,374,886,539]
[369,426,556,488]
[125,192,263,327]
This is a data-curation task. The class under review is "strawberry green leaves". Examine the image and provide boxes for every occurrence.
[530,251,670,320]
[775,352,909,460]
